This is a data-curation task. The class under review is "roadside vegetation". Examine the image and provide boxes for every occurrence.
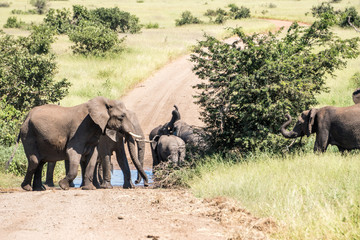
[1,0,360,239]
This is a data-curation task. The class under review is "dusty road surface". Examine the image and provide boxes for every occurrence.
[0,19,305,240]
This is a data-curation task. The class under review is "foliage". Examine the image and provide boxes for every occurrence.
[227,4,251,19]
[204,4,250,24]
[68,21,125,56]
[338,7,360,28]
[30,0,48,14]
[3,17,26,29]
[144,22,159,29]
[11,9,37,15]
[91,7,141,33]
[44,8,72,34]
[190,20,360,152]
[0,98,22,146]
[350,72,360,89]
[0,30,70,144]
[175,11,202,26]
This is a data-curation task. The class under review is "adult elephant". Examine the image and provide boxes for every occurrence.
[11,96,147,191]
[45,109,147,189]
[151,135,185,167]
[280,104,360,152]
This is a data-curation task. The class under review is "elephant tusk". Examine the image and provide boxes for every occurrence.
[135,138,155,143]
[128,132,142,139]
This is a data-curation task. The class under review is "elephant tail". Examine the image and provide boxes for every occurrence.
[6,133,21,170]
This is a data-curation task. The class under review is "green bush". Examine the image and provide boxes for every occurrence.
[0,2,10,7]
[0,98,22,146]
[11,9,37,15]
[175,11,202,26]
[30,0,48,14]
[190,20,360,152]
[91,7,141,33]
[68,21,125,56]
[3,16,26,29]
[339,7,360,28]
[44,8,72,34]
[0,30,70,138]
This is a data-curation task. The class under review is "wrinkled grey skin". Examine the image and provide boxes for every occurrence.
[280,104,360,152]
[152,135,185,167]
[45,110,147,189]
[17,96,146,191]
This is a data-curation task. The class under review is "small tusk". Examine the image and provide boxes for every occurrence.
[128,132,142,139]
[136,139,155,143]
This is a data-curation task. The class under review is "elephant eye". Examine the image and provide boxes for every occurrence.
[117,114,125,120]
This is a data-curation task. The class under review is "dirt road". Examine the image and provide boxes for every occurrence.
[0,19,302,240]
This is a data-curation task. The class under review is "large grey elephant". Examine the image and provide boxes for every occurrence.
[280,104,360,152]
[45,109,147,189]
[13,96,147,191]
[151,135,185,167]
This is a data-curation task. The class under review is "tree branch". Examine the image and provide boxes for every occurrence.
[348,16,360,33]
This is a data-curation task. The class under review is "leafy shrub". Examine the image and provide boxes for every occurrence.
[72,5,91,25]
[91,7,141,33]
[68,21,125,55]
[175,11,202,26]
[0,30,70,127]
[30,0,48,14]
[0,98,22,146]
[44,8,72,34]
[350,72,360,88]
[231,5,250,19]
[24,24,57,55]
[144,22,159,29]
[3,17,26,29]
[11,9,37,14]
[339,7,360,28]
[190,21,360,152]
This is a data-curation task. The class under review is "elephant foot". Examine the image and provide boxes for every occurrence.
[21,182,32,191]
[33,184,46,191]
[44,181,55,187]
[81,183,96,190]
[59,178,70,190]
[69,181,75,188]
[123,181,134,189]
[143,181,149,187]
[100,181,113,189]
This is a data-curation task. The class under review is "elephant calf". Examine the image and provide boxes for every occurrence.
[152,135,186,168]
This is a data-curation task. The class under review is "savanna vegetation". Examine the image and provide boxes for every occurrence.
[1,0,360,239]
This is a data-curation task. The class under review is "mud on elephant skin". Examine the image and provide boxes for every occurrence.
[12,96,145,191]
[280,104,360,152]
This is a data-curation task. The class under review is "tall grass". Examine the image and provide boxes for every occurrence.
[189,152,360,239]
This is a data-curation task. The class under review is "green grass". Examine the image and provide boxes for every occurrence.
[189,153,360,239]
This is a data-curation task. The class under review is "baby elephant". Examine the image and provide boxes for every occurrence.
[151,135,185,167]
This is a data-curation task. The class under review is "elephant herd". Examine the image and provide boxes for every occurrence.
[8,97,200,191]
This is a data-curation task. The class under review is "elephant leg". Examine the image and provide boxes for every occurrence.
[100,154,113,189]
[32,161,46,191]
[45,162,56,187]
[92,162,101,189]
[79,157,87,187]
[21,152,41,191]
[65,159,75,187]
[116,148,133,189]
[81,147,98,190]
[178,147,186,166]
[135,141,145,184]
[59,149,81,190]
[314,131,329,152]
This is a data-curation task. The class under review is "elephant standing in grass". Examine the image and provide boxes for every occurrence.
[151,135,186,167]
[13,96,147,191]
[280,104,360,152]
[45,109,148,189]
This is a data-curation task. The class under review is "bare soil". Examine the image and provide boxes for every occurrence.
[0,19,302,240]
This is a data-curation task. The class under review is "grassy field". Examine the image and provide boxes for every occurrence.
[2,0,360,239]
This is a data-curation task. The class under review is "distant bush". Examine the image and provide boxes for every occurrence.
[144,22,159,29]
[229,5,250,19]
[3,17,26,29]
[205,4,250,24]
[30,0,48,14]
[175,11,202,26]
[0,2,10,7]
[339,7,360,28]
[44,8,72,34]
[11,9,37,15]
[91,7,141,33]
[68,21,125,56]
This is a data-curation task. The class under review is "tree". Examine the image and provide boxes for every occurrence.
[190,20,360,152]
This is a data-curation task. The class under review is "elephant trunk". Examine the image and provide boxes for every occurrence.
[168,105,181,130]
[126,135,149,186]
[280,114,299,138]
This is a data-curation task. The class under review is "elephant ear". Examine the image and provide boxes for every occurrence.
[151,135,160,149]
[88,96,111,134]
[307,108,318,137]
[105,129,118,142]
